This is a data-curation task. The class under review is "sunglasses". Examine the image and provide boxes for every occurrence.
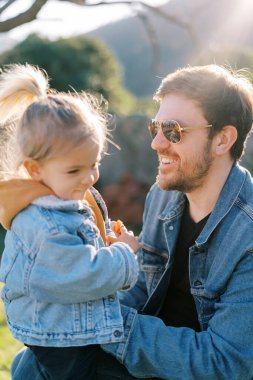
[148,119,212,144]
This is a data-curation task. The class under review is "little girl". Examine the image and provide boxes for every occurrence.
[0,64,140,379]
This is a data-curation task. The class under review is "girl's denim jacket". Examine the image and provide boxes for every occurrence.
[103,165,253,380]
[0,188,138,347]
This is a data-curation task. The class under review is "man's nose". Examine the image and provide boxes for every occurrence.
[151,127,171,151]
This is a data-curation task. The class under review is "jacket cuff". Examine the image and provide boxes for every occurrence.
[101,304,137,362]
[114,243,139,291]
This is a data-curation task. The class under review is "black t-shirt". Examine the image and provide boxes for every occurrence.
[158,202,209,331]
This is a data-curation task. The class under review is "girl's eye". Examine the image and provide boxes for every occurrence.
[67,169,79,174]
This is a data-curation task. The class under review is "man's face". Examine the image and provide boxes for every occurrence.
[152,94,214,193]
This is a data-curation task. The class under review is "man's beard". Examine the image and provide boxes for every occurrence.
[156,139,214,193]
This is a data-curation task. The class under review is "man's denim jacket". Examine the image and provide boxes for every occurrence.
[103,164,253,380]
[0,188,138,347]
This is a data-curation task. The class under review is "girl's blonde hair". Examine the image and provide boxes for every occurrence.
[0,64,108,179]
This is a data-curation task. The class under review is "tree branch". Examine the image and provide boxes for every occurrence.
[0,0,199,48]
[0,0,16,16]
[84,1,199,46]
[137,11,161,73]
[0,0,47,32]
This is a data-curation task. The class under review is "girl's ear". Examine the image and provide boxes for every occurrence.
[23,159,42,180]
[214,126,238,156]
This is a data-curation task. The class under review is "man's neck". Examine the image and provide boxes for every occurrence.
[186,158,234,223]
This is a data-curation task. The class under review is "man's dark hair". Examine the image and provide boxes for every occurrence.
[154,64,253,161]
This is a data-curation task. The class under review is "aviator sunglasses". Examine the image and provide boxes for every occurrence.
[148,119,212,144]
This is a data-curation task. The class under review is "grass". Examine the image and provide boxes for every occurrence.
[0,283,23,380]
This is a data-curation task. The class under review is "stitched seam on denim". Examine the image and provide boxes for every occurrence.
[142,245,168,257]
[121,309,137,361]
[235,198,253,220]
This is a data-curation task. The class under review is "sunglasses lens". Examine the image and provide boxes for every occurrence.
[148,120,158,139]
[148,120,181,143]
[162,121,181,143]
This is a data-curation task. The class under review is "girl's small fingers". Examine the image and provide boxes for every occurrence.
[120,225,127,233]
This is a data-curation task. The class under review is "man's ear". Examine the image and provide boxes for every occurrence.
[23,158,42,180]
[214,126,238,156]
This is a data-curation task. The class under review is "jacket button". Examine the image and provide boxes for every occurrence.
[169,226,174,230]
[113,330,121,337]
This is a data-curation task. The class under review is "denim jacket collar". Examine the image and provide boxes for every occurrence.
[32,195,87,212]
[157,164,246,248]
[196,164,245,247]
[158,191,185,222]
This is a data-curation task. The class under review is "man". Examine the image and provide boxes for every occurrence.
[9,64,253,379]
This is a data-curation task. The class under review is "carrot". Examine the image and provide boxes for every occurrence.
[114,219,124,234]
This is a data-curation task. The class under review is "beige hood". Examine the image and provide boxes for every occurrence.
[0,179,53,230]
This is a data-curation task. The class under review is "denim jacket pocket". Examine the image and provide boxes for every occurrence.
[192,290,221,330]
[0,233,20,281]
[140,247,168,295]
[77,219,100,246]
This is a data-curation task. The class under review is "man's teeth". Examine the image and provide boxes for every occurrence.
[160,158,177,164]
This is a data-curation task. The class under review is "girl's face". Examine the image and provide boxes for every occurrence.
[30,139,102,200]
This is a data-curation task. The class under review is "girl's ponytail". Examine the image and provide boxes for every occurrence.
[0,64,49,126]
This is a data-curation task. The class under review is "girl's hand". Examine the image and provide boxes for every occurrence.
[106,220,142,253]
[110,219,124,236]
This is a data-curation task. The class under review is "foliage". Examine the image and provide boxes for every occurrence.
[0,33,138,115]
[0,283,23,380]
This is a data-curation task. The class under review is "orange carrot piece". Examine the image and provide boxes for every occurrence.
[114,219,124,234]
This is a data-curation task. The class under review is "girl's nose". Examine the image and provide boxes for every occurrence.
[82,175,93,186]
[82,169,99,186]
